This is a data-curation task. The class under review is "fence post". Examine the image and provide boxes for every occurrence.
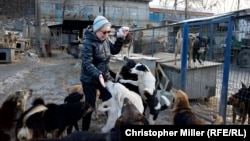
[219,17,234,124]
[180,23,188,91]
[151,28,155,57]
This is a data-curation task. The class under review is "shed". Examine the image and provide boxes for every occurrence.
[47,20,93,49]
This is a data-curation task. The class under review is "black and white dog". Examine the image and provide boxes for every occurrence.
[98,81,144,133]
[109,56,139,94]
[16,98,93,140]
[119,62,171,124]
[193,34,210,66]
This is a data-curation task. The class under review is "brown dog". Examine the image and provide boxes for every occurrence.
[61,79,100,120]
[171,88,223,125]
[112,97,149,130]
[227,95,247,124]
[0,89,33,141]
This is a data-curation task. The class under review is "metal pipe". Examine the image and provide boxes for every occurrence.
[35,0,41,56]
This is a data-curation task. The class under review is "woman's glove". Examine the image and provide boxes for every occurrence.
[116,26,129,38]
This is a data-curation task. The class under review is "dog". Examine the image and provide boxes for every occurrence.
[119,31,133,57]
[192,34,210,66]
[171,88,223,125]
[227,95,247,124]
[16,98,93,140]
[0,89,32,141]
[174,28,197,68]
[231,82,250,124]
[119,62,171,124]
[61,79,83,94]
[98,81,144,133]
[61,79,100,120]
[109,56,139,94]
[27,98,159,141]
[143,88,172,124]
[64,92,85,134]
[174,28,183,66]
[16,98,48,141]
[119,62,156,98]
[112,97,149,131]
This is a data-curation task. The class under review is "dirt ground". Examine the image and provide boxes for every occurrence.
[0,49,172,137]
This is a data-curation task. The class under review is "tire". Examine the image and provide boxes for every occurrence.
[237,49,250,68]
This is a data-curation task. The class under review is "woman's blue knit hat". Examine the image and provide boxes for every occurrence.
[93,15,111,32]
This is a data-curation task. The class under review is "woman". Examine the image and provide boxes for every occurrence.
[80,15,129,131]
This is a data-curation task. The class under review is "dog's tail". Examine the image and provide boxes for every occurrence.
[157,90,174,110]
[61,78,69,92]
[211,114,223,125]
[160,95,171,109]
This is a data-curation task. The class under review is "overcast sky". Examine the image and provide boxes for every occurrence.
[149,0,250,14]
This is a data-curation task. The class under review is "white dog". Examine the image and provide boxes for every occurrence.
[98,81,144,133]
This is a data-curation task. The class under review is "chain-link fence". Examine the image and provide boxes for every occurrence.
[131,10,250,124]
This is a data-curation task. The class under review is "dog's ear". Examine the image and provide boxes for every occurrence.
[241,82,247,89]
[123,56,129,62]
[171,88,177,92]
[137,114,149,125]
[142,64,149,72]
[114,117,124,128]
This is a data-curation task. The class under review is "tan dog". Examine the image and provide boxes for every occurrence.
[0,89,33,141]
[227,95,247,124]
[171,88,223,125]
[61,79,100,120]
[174,28,196,68]
[120,32,133,57]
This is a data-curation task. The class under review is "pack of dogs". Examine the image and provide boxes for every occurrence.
[6,56,250,141]
[16,97,93,141]
[26,98,139,141]
[116,57,171,125]
[174,28,210,68]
